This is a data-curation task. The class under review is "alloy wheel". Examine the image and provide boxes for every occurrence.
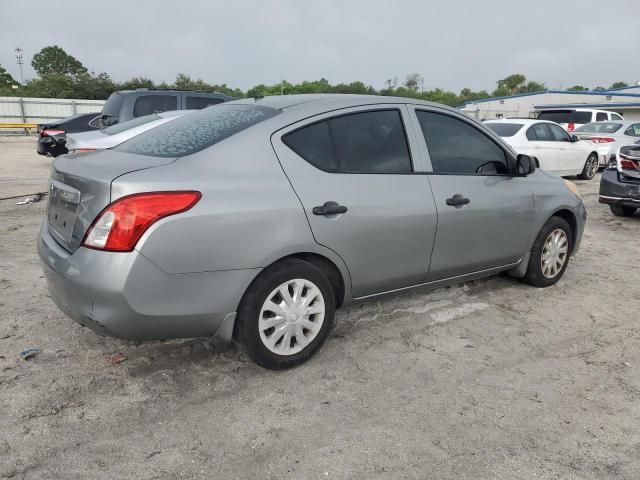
[258,279,326,355]
[540,228,568,279]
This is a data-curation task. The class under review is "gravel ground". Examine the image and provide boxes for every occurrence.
[1,136,639,479]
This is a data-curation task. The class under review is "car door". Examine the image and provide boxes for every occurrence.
[272,106,438,298]
[525,122,559,171]
[408,107,535,281]
[547,122,585,173]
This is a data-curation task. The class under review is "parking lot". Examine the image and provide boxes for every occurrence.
[0,135,639,479]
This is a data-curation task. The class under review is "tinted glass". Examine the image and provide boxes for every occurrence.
[186,97,224,109]
[575,122,622,133]
[527,123,551,141]
[116,104,279,158]
[416,111,508,175]
[133,95,178,117]
[612,113,624,121]
[283,121,337,171]
[330,110,412,173]
[596,112,608,121]
[485,123,524,137]
[625,124,640,137]
[547,124,570,141]
[538,110,591,124]
[102,114,160,135]
[100,93,125,126]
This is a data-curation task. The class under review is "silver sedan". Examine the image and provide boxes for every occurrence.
[39,95,586,369]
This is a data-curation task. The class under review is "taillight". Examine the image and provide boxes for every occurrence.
[42,128,65,137]
[72,148,96,154]
[620,158,640,170]
[588,137,615,144]
[567,123,575,132]
[82,191,201,252]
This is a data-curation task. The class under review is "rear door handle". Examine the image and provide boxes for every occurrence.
[313,201,348,216]
[445,194,470,207]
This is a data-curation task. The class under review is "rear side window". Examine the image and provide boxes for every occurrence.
[625,124,640,137]
[485,123,523,137]
[596,112,607,121]
[133,95,178,117]
[116,104,279,158]
[283,110,412,174]
[527,123,551,141]
[186,97,224,109]
[416,111,508,175]
[612,113,624,121]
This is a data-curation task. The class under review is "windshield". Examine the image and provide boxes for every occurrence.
[101,114,161,135]
[574,122,622,134]
[115,104,280,158]
[485,123,523,137]
[538,110,591,124]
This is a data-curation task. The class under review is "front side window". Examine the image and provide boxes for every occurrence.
[186,97,224,110]
[133,95,178,117]
[416,110,509,175]
[283,110,412,174]
[527,123,552,141]
[116,104,279,158]
[547,124,571,142]
[485,123,523,137]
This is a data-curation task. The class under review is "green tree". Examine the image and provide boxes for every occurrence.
[119,77,156,90]
[567,85,589,91]
[404,72,424,92]
[609,81,629,89]
[31,45,88,78]
[74,72,117,99]
[23,74,75,98]
[495,74,526,95]
[0,64,19,95]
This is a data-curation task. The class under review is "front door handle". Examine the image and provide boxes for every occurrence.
[313,201,348,216]
[445,194,470,207]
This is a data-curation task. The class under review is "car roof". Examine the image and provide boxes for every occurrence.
[227,94,462,116]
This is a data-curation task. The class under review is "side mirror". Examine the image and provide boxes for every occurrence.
[571,135,580,142]
[516,154,536,176]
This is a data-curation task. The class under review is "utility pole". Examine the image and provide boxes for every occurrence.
[14,48,24,84]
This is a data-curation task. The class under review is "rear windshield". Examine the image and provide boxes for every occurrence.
[574,122,623,133]
[115,104,280,158]
[538,110,591,124]
[102,114,160,135]
[485,123,523,137]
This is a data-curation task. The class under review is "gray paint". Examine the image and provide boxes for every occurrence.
[39,94,586,343]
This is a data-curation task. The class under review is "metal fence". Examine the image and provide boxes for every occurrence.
[0,96,105,133]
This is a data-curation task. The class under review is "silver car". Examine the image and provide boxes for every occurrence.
[39,95,586,369]
[65,110,194,153]
[573,121,640,166]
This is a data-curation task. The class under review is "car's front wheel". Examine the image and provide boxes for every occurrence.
[234,259,335,369]
[610,205,637,217]
[578,153,599,180]
[522,216,572,287]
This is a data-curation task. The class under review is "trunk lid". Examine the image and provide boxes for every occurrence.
[47,150,177,252]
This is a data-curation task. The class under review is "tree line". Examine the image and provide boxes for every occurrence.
[0,45,632,108]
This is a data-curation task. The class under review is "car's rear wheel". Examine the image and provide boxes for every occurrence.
[578,153,599,180]
[522,216,572,287]
[610,205,637,217]
[234,259,335,369]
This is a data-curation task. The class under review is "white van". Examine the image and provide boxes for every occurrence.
[537,108,623,132]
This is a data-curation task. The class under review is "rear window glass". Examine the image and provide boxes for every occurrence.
[575,122,622,133]
[485,123,523,137]
[102,114,160,135]
[186,96,224,109]
[538,110,591,124]
[116,104,279,158]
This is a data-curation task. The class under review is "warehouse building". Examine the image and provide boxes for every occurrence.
[461,86,640,121]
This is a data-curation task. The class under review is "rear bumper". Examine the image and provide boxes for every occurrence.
[599,169,640,209]
[38,222,259,342]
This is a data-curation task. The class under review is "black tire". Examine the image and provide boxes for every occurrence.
[578,153,599,180]
[522,216,572,288]
[610,205,637,217]
[234,259,335,369]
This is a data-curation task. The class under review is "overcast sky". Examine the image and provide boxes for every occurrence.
[1,0,639,93]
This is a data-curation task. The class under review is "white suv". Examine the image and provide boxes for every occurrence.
[537,108,623,132]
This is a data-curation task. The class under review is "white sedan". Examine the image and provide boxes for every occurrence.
[485,119,600,180]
